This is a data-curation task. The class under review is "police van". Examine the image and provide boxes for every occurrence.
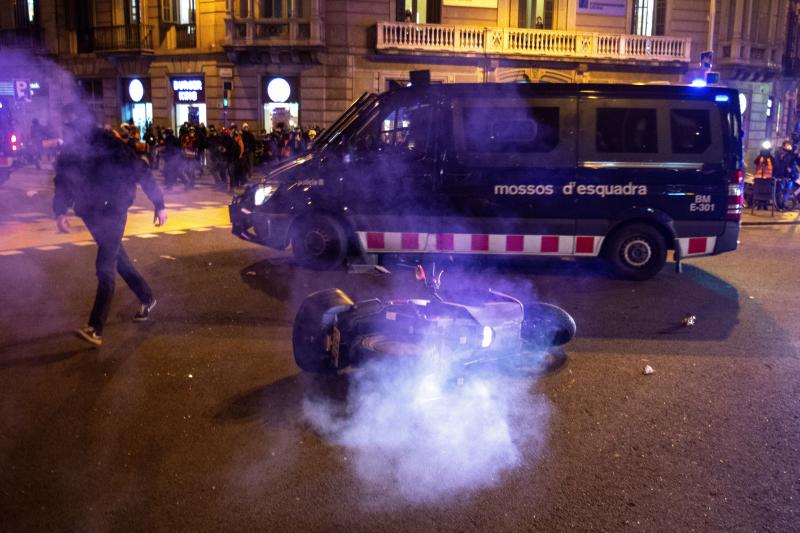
[0,98,18,185]
[230,77,744,280]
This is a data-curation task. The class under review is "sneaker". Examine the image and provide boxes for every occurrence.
[134,298,157,322]
[75,325,102,346]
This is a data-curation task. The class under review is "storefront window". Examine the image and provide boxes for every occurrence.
[264,77,299,133]
[172,77,206,127]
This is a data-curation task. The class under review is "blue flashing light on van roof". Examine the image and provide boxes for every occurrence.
[715,94,730,103]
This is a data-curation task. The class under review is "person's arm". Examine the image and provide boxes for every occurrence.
[135,159,168,226]
[52,158,75,232]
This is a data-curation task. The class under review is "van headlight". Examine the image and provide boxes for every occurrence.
[253,184,276,206]
[481,326,494,348]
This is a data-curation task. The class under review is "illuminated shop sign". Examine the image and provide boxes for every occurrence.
[264,76,298,103]
[172,78,205,103]
[128,79,144,102]
[123,78,151,103]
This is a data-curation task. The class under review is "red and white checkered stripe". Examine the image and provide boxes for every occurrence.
[357,232,605,256]
[677,236,717,257]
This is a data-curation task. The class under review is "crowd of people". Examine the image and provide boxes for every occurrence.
[142,121,319,192]
[752,139,800,210]
[47,119,321,193]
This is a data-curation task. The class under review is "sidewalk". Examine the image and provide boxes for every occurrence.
[741,208,800,225]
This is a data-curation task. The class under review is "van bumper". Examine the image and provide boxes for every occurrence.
[714,221,740,254]
[229,203,292,250]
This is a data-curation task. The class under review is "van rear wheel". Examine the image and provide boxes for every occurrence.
[604,223,666,281]
[291,215,348,270]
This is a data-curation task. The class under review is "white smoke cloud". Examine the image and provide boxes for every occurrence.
[303,352,551,504]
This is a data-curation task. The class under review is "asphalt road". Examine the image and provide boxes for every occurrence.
[1,167,799,532]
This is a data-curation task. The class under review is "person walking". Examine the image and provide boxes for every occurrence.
[29,117,46,169]
[241,123,256,180]
[162,128,182,190]
[53,103,168,347]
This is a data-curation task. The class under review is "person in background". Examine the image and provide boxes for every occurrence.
[230,128,246,191]
[774,141,795,210]
[29,118,46,169]
[196,122,208,170]
[162,128,182,191]
[241,123,256,180]
[754,147,774,179]
[181,126,200,189]
[53,101,168,347]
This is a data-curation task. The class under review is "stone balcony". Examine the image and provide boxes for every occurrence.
[224,17,323,48]
[719,39,783,80]
[376,22,692,64]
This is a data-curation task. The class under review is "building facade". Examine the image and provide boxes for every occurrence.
[1,0,799,160]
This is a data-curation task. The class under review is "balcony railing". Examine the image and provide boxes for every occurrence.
[176,24,197,49]
[719,39,782,71]
[224,17,323,47]
[376,22,691,63]
[93,24,154,52]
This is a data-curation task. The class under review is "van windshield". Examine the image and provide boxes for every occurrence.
[313,92,379,151]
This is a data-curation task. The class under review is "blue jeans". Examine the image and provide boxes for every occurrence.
[83,212,153,334]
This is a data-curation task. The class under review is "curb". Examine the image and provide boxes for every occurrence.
[741,212,800,226]
[741,220,800,226]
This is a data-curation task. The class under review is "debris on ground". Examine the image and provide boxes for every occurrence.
[159,255,177,261]
[245,271,257,276]
[643,365,654,375]
[682,314,696,326]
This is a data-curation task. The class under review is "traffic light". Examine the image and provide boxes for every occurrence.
[223,81,232,108]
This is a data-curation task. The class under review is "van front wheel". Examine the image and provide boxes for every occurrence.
[291,215,349,270]
[604,223,666,281]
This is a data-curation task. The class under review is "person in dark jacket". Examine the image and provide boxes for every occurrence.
[53,103,168,346]
[162,128,182,190]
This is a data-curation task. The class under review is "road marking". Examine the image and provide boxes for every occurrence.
[72,241,95,246]
[35,245,62,251]
[165,230,187,235]
[215,224,231,229]
[190,227,212,232]
[135,234,159,239]
[165,203,185,208]
[0,250,23,256]
[12,212,48,218]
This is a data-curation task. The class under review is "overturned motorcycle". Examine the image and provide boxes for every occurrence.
[292,265,576,375]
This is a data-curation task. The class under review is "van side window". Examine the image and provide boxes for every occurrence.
[596,108,657,153]
[670,109,711,154]
[462,106,559,153]
[379,103,432,153]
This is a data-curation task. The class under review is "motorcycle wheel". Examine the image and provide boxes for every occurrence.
[292,288,353,373]
[521,302,576,347]
[501,345,567,376]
